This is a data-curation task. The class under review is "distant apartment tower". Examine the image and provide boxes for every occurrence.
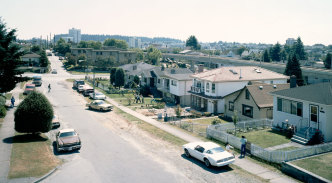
[286,38,295,46]
[129,37,142,48]
[68,28,81,43]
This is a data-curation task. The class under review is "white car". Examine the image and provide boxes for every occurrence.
[89,92,106,100]
[182,142,235,167]
[51,69,57,74]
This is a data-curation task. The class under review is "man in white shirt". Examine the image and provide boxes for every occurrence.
[240,136,247,158]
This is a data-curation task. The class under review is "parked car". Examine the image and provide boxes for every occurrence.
[32,75,42,86]
[182,142,235,167]
[51,69,57,74]
[56,129,81,152]
[89,92,106,100]
[23,83,36,95]
[73,80,85,89]
[86,100,113,111]
[83,87,94,97]
[77,85,85,93]
[52,115,60,129]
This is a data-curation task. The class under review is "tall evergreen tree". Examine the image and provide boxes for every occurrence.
[186,35,201,50]
[114,68,125,89]
[110,67,117,85]
[284,54,303,85]
[39,49,49,67]
[293,37,306,60]
[324,53,331,69]
[0,19,28,93]
[270,42,281,61]
[262,49,270,62]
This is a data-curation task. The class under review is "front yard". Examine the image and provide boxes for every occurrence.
[292,152,332,181]
[236,129,291,148]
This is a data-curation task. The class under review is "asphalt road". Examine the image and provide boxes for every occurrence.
[38,55,189,183]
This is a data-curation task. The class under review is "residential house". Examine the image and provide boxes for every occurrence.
[119,62,156,86]
[271,82,332,143]
[71,47,137,64]
[224,83,290,121]
[21,53,41,66]
[152,67,193,106]
[189,66,288,114]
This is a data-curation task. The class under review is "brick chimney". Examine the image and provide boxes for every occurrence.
[198,64,204,73]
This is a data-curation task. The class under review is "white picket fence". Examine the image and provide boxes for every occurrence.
[207,120,332,163]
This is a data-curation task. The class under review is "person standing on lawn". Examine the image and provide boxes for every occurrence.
[240,136,247,158]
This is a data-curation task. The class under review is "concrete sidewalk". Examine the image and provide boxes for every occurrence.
[0,87,21,183]
[105,96,297,183]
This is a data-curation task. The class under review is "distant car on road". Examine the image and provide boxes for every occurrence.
[89,92,106,100]
[51,69,57,74]
[86,100,113,111]
[56,129,81,152]
[32,75,42,86]
[73,80,85,89]
[52,115,60,129]
[182,142,235,167]
[23,83,35,95]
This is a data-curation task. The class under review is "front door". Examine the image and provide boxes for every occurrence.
[150,78,155,87]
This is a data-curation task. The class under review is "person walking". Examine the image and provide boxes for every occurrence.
[240,136,247,158]
[11,96,15,108]
[48,84,51,92]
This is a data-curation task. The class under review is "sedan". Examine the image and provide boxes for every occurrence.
[86,100,113,111]
[56,129,81,152]
[182,142,235,167]
[23,83,35,95]
[51,69,57,74]
[52,115,60,129]
[89,92,106,100]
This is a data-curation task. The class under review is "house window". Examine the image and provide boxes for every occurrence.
[270,81,273,84]
[242,104,253,118]
[245,89,250,100]
[206,83,210,92]
[277,98,282,111]
[297,103,303,117]
[158,79,160,84]
[310,105,318,122]
[229,101,234,111]
[212,83,215,93]
[171,80,177,86]
[144,78,147,83]
[277,98,303,117]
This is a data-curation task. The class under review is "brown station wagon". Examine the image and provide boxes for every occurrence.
[56,129,81,152]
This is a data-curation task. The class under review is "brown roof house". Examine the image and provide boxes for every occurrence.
[224,82,290,121]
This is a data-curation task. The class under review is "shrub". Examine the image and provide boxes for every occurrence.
[191,111,202,118]
[203,112,211,117]
[0,96,6,106]
[139,84,151,97]
[153,102,165,109]
[0,105,7,117]
[175,105,182,118]
[14,91,53,133]
[308,131,324,145]
[211,119,222,125]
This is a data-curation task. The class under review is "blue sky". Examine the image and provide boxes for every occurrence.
[1,0,331,45]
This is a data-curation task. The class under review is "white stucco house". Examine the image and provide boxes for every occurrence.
[21,53,41,66]
[271,82,332,143]
[189,66,289,114]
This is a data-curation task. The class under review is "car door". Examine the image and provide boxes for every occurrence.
[191,145,205,161]
[91,102,97,110]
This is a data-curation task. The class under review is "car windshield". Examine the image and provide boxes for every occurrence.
[96,93,103,96]
[26,85,34,88]
[96,101,105,105]
[209,147,224,154]
[59,131,76,137]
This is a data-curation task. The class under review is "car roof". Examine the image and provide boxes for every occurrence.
[59,128,76,133]
[200,142,220,149]
[26,83,35,86]
[94,100,103,102]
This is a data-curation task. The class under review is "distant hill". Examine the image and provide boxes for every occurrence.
[54,34,183,43]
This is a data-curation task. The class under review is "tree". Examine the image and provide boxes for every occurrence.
[114,68,125,89]
[236,46,246,56]
[133,75,140,85]
[14,91,54,133]
[270,42,281,61]
[232,110,239,136]
[31,45,41,53]
[134,49,144,61]
[146,46,162,65]
[110,67,117,85]
[103,38,128,50]
[0,19,28,93]
[175,105,182,118]
[39,49,49,67]
[262,49,270,62]
[54,38,71,55]
[186,35,200,50]
[293,37,306,60]
[284,54,303,85]
[323,53,331,69]
[65,53,77,66]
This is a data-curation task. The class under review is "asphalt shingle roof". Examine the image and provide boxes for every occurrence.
[152,67,193,80]
[119,62,155,76]
[21,53,41,58]
[271,82,332,105]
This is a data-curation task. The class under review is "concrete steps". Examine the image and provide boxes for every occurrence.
[291,127,316,145]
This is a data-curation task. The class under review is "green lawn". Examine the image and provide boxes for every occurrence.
[292,152,332,181]
[236,129,290,148]
[185,117,228,125]
[69,71,109,75]
[5,93,12,99]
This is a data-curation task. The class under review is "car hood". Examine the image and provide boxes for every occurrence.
[100,104,112,108]
[208,151,234,160]
[59,136,80,144]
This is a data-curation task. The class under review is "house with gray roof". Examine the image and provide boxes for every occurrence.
[151,67,194,106]
[224,83,289,121]
[119,62,156,86]
[271,82,332,143]
[21,53,41,66]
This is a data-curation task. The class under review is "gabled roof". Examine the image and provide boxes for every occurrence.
[191,66,288,83]
[245,83,290,108]
[271,82,332,105]
[119,62,155,76]
[152,67,193,80]
[21,53,41,58]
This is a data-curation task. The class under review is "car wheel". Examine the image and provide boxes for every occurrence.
[185,149,191,158]
[99,108,103,112]
[56,145,61,152]
[88,106,92,110]
[204,158,211,168]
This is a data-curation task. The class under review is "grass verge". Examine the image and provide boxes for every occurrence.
[292,152,332,181]
[5,93,12,99]
[114,107,187,146]
[8,133,61,179]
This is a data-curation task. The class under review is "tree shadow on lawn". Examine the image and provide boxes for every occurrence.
[267,129,291,139]
[3,133,48,144]
[52,141,80,156]
[180,154,233,174]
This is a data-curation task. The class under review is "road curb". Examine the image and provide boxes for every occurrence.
[34,166,58,183]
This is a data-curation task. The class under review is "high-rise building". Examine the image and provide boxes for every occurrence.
[129,37,142,48]
[129,37,135,48]
[286,38,295,46]
[68,28,81,43]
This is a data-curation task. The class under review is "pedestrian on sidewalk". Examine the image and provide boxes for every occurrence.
[240,136,247,158]
[11,96,15,107]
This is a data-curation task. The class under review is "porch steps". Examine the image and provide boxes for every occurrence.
[291,127,316,145]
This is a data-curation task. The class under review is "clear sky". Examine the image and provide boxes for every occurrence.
[1,0,331,45]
